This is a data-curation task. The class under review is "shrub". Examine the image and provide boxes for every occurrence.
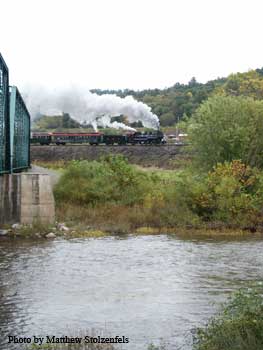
[54,155,156,207]
[170,161,263,227]
[194,286,263,350]
[54,157,263,229]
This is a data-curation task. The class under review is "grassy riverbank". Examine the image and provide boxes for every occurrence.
[28,155,263,239]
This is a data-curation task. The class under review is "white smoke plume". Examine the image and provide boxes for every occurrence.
[23,86,160,131]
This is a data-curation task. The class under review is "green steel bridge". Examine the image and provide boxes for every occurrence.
[0,53,30,174]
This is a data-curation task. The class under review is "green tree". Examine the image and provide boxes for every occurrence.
[33,113,80,130]
[189,95,263,170]
[217,70,263,99]
[159,112,175,126]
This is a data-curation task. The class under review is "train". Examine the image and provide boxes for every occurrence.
[31,131,167,146]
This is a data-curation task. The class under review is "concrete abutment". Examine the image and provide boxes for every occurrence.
[0,173,55,225]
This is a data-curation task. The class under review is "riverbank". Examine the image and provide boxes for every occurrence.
[52,156,263,237]
[1,219,263,241]
[2,156,263,240]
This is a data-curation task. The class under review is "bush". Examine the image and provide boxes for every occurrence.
[54,157,263,229]
[194,286,263,350]
[170,161,263,227]
[54,155,156,207]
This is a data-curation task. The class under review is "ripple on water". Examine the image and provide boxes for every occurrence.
[0,235,263,350]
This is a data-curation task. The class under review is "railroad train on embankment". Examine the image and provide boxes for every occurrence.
[31,131,167,146]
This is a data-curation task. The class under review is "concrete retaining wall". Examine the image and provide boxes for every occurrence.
[0,175,20,224]
[0,173,55,225]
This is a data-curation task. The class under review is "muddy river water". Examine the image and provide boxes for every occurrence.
[0,235,263,349]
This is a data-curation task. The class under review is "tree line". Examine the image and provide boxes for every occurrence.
[34,67,263,129]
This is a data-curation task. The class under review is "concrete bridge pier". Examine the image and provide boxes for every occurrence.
[0,173,55,225]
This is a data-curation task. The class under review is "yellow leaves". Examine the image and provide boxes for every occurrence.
[208,160,258,189]
[143,192,165,209]
[135,227,160,235]
[195,193,212,209]
[221,69,263,99]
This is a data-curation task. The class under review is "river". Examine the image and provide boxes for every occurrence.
[0,235,262,350]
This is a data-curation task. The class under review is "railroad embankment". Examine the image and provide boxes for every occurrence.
[30,144,188,168]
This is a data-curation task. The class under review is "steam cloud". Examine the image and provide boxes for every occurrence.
[23,86,160,131]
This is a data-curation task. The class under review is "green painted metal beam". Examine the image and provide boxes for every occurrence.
[9,86,16,172]
[9,86,31,172]
[0,53,10,174]
[0,53,31,175]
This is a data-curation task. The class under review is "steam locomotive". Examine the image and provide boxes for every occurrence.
[31,131,166,146]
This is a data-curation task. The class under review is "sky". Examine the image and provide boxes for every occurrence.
[1,0,263,90]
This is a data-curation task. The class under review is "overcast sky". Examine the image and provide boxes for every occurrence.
[1,0,263,90]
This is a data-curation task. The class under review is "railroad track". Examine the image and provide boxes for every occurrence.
[31,143,186,147]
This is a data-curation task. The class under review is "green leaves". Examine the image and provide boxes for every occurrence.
[54,156,154,207]
[171,161,263,227]
[194,286,263,350]
[189,95,263,170]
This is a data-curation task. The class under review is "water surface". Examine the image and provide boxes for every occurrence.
[0,235,262,349]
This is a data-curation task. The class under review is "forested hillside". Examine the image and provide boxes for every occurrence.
[33,67,263,130]
[91,76,226,127]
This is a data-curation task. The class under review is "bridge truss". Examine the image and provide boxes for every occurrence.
[0,53,9,174]
[0,54,30,174]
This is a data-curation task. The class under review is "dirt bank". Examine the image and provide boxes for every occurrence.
[30,144,188,168]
